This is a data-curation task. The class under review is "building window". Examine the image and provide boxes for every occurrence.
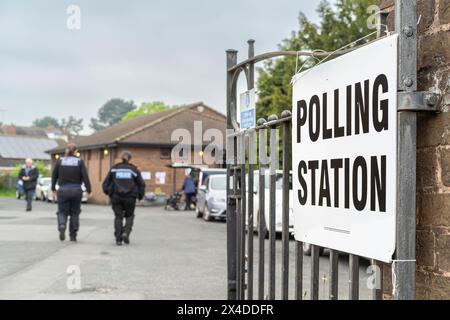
[160,148,171,159]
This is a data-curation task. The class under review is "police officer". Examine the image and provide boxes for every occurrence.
[51,143,91,242]
[18,158,39,211]
[102,151,145,246]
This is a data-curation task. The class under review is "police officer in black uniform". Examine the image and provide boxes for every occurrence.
[102,151,145,246]
[52,143,92,242]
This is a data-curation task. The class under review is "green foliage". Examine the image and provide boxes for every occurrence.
[61,116,84,136]
[31,116,84,136]
[0,188,15,198]
[0,171,16,191]
[90,98,136,131]
[11,165,20,177]
[12,160,50,177]
[32,116,61,129]
[256,0,377,119]
[122,101,172,122]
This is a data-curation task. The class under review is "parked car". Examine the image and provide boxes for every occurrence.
[35,177,52,201]
[196,174,227,221]
[247,170,322,256]
[47,184,89,203]
[16,180,25,199]
[192,167,226,217]
[193,167,226,189]
[247,170,294,237]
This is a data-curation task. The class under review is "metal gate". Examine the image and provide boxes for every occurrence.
[225,0,439,300]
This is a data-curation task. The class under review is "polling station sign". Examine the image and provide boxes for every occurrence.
[292,35,398,263]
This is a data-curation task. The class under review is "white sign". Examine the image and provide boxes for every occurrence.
[141,171,151,180]
[239,89,256,130]
[292,35,398,263]
[155,172,166,185]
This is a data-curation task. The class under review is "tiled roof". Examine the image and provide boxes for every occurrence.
[0,136,58,160]
[48,102,226,153]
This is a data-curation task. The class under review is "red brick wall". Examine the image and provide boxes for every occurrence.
[380,0,450,299]
[82,148,112,204]
[75,145,222,204]
[116,146,185,198]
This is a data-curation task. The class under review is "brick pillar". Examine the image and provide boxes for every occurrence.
[380,0,450,299]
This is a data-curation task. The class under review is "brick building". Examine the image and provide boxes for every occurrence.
[48,102,226,204]
[380,0,450,299]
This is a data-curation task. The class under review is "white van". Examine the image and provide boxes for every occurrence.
[245,170,294,236]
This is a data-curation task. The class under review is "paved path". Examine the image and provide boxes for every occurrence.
[0,198,372,300]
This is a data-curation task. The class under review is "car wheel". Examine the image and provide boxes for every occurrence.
[203,205,211,221]
[303,243,324,256]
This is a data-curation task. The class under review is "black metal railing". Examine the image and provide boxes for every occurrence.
[227,111,384,300]
[226,1,420,300]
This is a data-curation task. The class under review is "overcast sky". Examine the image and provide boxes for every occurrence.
[0,0,329,133]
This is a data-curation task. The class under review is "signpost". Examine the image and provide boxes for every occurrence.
[292,35,398,263]
[239,89,256,130]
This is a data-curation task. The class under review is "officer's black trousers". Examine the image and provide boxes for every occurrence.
[57,187,82,237]
[111,195,136,240]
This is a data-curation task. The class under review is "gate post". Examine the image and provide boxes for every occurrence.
[394,0,417,300]
[246,39,255,300]
[226,49,238,300]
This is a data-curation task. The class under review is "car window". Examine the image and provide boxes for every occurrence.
[252,173,292,190]
[39,178,51,186]
[258,173,282,189]
[203,170,226,179]
[201,172,209,184]
[210,176,227,190]
[204,177,210,189]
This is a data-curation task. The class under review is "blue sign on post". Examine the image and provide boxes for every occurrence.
[239,89,256,130]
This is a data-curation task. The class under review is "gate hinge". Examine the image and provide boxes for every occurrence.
[398,91,440,112]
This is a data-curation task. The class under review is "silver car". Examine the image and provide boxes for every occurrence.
[48,183,89,203]
[35,177,52,201]
[196,174,227,221]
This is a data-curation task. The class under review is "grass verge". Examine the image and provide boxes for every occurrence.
[0,188,16,198]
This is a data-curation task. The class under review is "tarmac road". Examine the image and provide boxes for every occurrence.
[0,198,372,300]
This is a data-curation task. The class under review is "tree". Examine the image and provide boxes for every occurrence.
[256,0,377,119]
[90,98,136,131]
[32,116,61,129]
[12,160,50,177]
[61,116,84,137]
[122,101,172,122]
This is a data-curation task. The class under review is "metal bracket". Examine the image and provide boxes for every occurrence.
[397,91,440,112]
